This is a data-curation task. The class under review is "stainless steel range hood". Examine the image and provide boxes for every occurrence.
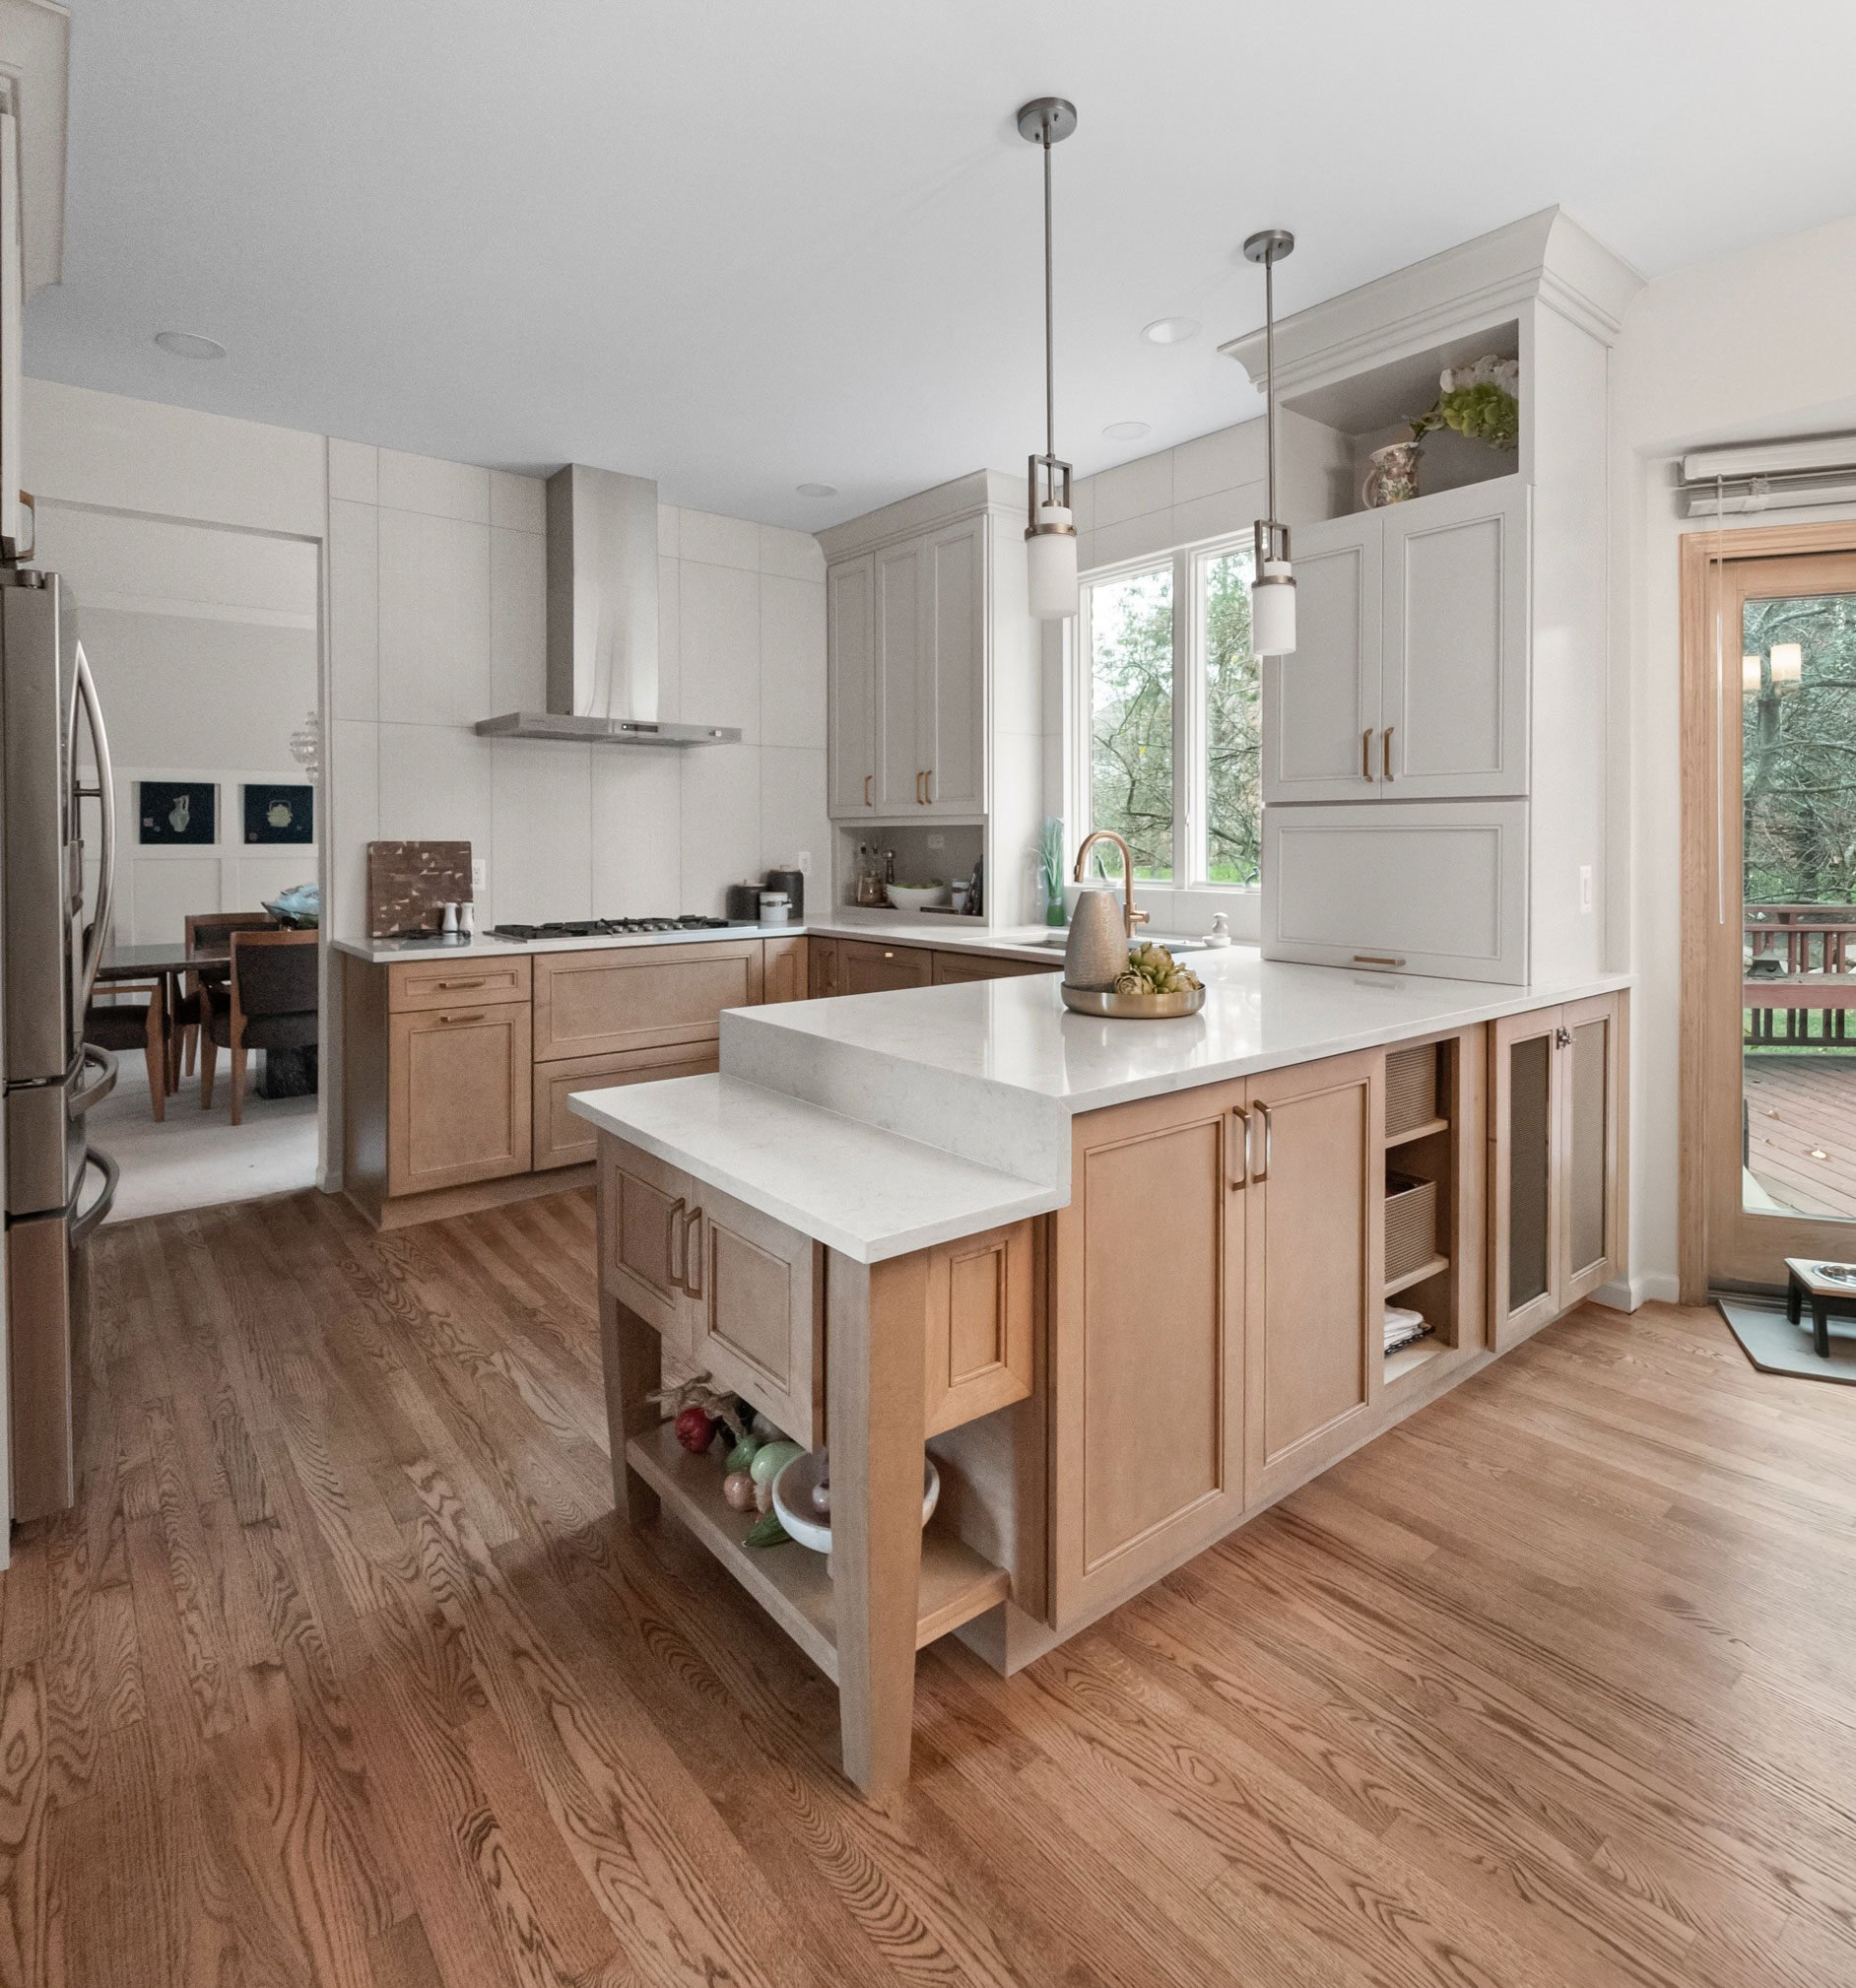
[475,463,741,746]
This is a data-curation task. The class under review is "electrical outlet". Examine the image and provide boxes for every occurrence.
[795,850,811,875]
[1578,864,1592,913]
[472,857,488,893]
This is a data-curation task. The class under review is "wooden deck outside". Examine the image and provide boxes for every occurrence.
[1745,1052,1856,1218]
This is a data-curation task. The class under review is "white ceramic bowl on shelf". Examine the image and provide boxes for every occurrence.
[771,1449,940,1554]
[886,883,949,915]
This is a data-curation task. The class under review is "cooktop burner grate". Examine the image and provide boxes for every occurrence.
[487,915,741,941]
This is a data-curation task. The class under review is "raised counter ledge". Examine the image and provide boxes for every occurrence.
[566,1072,1059,1263]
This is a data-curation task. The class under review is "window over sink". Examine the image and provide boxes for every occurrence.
[1077,535,1259,892]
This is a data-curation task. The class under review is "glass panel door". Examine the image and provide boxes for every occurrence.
[1507,1032,1553,1310]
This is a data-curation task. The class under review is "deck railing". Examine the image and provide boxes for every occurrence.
[1745,902,1856,1045]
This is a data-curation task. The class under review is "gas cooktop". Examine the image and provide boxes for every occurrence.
[488,915,744,942]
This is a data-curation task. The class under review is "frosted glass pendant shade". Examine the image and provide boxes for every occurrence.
[1251,560,1297,656]
[1027,504,1078,620]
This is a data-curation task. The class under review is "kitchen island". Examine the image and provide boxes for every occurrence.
[570,946,1629,1795]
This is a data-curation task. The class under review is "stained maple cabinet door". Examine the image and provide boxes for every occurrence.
[1242,1047,1382,1507]
[387,1006,532,1196]
[1050,1079,1249,1630]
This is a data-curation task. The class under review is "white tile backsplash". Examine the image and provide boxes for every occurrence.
[591,750,683,916]
[377,508,491,726]
[489,525,547,713]
[489,468,546,533]
[327,497,378,722]
[679,507,761,571]
[655,554,683,721]
[376,722,493,847]
[759,746,828,876]
[491,738,591,924]
[758,574,826,750]
[377,448,491,523]
[680,741,762,913]
[679,560,761,742]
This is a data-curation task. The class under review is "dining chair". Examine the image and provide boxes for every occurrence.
[199,928,318,1124]
[83,978,168,1121]
[175,911,281,1084]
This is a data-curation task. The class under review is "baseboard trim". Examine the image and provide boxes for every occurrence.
[1591,1271,1678,1312]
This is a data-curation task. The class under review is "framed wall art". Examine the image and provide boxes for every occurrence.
[138,779,217,845]
[243,782,314,845]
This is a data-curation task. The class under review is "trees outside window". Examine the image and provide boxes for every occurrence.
[1079,537,1260,890]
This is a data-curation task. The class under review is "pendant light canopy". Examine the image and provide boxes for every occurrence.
[1244,228,1296,657]
[1019,96,1079,622]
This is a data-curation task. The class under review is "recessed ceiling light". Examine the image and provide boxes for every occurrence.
[154,330,226,361]
[795,482,837,497]
[1142,316,1200,346]
[1102,421,1151,441]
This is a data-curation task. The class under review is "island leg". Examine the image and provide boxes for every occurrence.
[600,1291,662,1528]
[827,1250,928,1797]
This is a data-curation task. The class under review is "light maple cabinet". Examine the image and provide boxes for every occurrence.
[386,1003,532,1196]
[533,940,762,1061]
[1490,990,1626,1348]
[533,1041,718,1173]
[837,939,933,994]
[1262,478,1529,806]
[808,936,842,998]
[930,951,1060,985]
[762,936,809,1004]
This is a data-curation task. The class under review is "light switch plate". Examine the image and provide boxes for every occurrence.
[795,849,811,875]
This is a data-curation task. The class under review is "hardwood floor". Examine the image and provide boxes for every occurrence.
[4,1186,1854,1987]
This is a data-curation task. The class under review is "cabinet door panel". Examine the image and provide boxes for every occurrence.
[921,517,985,814]
[807,937,841,998]
[827,555,877,818]
[598,1144,696,1352]
[1051,1082,1246,1628]
[1244,1049,1380,1505]
[1559,991,1624,1307]
[532,941,762,1060]
[1490,1007,1562,1349]
[761,936,809,1004]
[875,540,924,813]
[1260,514,1382,804]
[1382,477,1529,799]
[535,1042,719,1172]
[388,1006,531,1195]
[388,955,531,1013]
[687,1179,824,1447]
[837,939,933,994]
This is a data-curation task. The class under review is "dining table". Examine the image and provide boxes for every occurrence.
[94,939,232,1096]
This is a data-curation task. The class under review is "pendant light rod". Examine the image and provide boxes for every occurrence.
[1017,96,1080,621]
[1243,227,1293,546]
[1243,227,1297,658]
[1042,119,1055,463]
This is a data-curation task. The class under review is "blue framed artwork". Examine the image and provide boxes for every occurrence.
[138,780,217,845]
[243,782,313,845]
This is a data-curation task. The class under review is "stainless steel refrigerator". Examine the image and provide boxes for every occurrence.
[2,566,118,1524]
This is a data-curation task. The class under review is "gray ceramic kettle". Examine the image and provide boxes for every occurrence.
[1064,887,1128,992]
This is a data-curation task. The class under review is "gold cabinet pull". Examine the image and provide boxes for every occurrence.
[1382,725,1395,781]
[665,1196,688,1291]
[681,1207,705,1299]
[1353,954,1406,969]
[864,772,873,807]
[1361,728,1373,780]
[924,767,933,804]
[1227,1105,1250,1190]
[1252,1102,1273,1183]
[433,1010,487,1025]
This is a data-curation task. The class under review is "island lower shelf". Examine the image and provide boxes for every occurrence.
[626,1421,1011,1684]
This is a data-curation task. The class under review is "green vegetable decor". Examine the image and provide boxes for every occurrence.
[1410,356,1519,454]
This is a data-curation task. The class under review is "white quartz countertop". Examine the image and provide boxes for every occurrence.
[567,1075,1061,1262]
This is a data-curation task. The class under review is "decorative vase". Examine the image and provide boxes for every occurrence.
[1363,440,1423,508]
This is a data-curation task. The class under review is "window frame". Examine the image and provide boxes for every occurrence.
[1071,529,1259,895]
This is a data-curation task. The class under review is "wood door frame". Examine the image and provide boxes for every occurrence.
[1678,518,1856,1299]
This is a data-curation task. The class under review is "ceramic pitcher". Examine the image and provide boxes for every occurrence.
[1363,440,1422,507]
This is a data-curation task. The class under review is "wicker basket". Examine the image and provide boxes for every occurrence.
[1385,1043,1440,1138]
[1384,1171,1440,1285]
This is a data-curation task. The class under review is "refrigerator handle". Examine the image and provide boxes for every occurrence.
[69,1042,118,1118]
[72,640,116,1013]
[69,1145,119,1244]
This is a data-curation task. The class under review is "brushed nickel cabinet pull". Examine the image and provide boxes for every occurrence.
[1361,727,1373,779]
[1382,725,1395,781]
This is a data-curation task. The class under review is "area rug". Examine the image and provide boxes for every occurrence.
[1717,1296,1856,1385]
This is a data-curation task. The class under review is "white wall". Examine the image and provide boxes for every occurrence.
[1614,212,1856,1302]
[1055,408,1351,940]
[34,504,319,944]
[325,440,827,940]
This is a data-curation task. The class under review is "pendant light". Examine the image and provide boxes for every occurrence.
[1244,228,1296,657]
[1018,96,1079,621]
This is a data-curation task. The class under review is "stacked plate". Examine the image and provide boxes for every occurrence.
[1384,1304,1432,1356]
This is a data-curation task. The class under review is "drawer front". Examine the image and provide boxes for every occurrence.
[534,1043,719,1172]
[837,939,933,994]
[534,941,763,1060]
[931,951,1060,984]
[598,1144,696,1353]
[1262,800,1528,984]
[923,1219,1035,1436]
[388,954,532,1013]
[387,1005,532,1196]
[686,1179,824,1447]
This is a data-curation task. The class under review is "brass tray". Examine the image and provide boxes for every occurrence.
[1061,982,1207,1020]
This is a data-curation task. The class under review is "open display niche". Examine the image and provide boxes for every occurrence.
[835,820,985,917]
[1381,1032,1484,1389]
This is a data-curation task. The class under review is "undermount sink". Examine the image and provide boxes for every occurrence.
[1029,931,1207,955]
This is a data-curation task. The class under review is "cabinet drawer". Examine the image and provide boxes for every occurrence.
[931,951,1059,984]
[923,1219,1035,1436]
[387,1004,532,1196]
[1262,800,1528,984]
[388,954,532,1012]
[687,1179,824,1448]
[837,939,933,994]
[598,1143,697,1353]
[535,1043,719,1172]
[533,941,763,1060]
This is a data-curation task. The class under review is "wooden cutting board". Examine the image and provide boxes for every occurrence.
[366,840,473,938]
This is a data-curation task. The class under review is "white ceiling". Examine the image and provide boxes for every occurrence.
[24,1,1856,528]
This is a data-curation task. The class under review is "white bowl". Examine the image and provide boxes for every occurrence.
[771,1448,940,1554]
[886,883,950,915]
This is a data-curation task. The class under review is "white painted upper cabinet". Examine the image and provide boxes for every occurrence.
[918,515,985,815]
[826,554,876,816]
[1261,515,1382,804]
[1381,478,1529,799]
[1261,477,1529,806]
[875,540,924,813]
